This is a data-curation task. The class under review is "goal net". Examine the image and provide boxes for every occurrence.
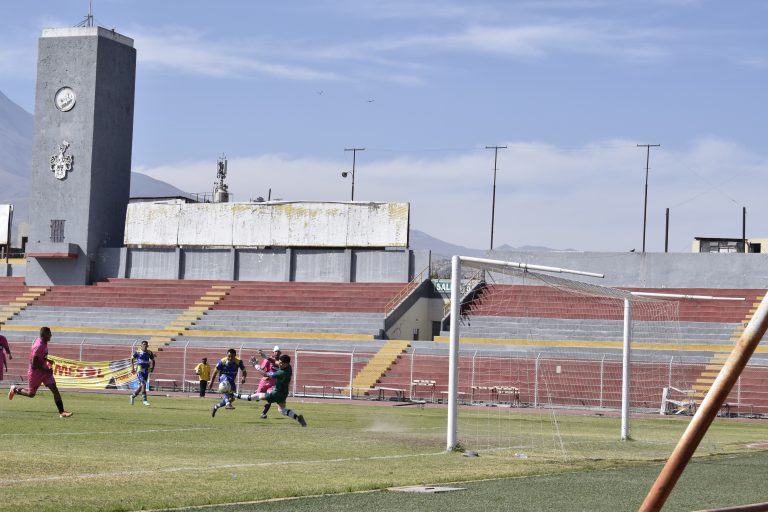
[446,256,709,461]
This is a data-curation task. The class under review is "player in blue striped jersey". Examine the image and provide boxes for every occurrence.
[209,348,247,417]
[130,340,155,406]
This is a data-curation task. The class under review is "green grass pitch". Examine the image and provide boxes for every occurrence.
[1,390,767,512]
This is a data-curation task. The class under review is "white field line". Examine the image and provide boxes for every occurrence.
[2,450,447,485]
[0,427,215,437]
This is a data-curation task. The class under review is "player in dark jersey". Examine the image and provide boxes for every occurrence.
[236,354,306,427]
[130,340,155,406]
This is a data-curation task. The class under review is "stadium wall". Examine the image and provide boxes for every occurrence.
[92,246,429,282]
[486,251,768,288]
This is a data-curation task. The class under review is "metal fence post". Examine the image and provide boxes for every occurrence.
[293,348,299,398]
[471,350,477,404]
[409,347,415,400]
[348,346,355,400]
[599,354,605,408]
[534,353,540,408]
[182,341,189,392]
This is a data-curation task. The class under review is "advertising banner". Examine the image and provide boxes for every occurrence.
[49,356,138,390]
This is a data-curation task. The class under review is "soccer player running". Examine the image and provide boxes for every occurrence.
[0,332,12,382]
[209,348,247,417]
[237,354,307,427]
[130,340,155,406]
[7,326,73,418]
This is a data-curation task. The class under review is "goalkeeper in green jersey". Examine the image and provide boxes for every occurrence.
[236,354,307,427]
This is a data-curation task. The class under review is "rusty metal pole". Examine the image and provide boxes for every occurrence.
[639,292,768,511]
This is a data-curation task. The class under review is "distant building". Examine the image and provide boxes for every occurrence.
[692,237,768,253]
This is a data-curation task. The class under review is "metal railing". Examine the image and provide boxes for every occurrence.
[442,269,485,318]
[384,266,428,316]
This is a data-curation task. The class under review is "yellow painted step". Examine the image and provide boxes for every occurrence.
[194,301,216,306]
[188,306,210,311]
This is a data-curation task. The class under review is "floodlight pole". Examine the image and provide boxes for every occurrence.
[742,206,746,253]
[638,144,660,253]
[639,293,768,511]
[485,145,506,252]
[344,147,365,201]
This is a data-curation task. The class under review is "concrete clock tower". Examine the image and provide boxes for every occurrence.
[26,27,136,285]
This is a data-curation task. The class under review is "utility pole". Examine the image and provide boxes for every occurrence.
[638,144,660,253]
[742,206,747,253]
[343,148,365,201]
[486,145,507,252]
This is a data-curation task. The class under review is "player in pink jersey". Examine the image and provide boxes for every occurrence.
[8,327,72,418]
[0,333,12,382]
[255,346,280,419]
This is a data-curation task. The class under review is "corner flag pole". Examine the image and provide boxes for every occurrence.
[639,292,768,512]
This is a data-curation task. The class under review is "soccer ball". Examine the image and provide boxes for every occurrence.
[218,379,232,394]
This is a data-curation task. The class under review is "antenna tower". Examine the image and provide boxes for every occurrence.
[214,155,230,203]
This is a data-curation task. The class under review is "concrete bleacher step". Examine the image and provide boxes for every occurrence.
[347,340,411,392]
[0,286,48,324]
[687,295,756,403]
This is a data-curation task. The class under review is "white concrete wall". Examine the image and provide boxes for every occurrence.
[0,205,11,243]
[124,201,409,248]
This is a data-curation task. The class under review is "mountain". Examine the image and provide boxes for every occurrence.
[409,229,488,259]
[0,90,32,178]
[409,229,574,277]
[409,229,571,259]
[130,172,190,197]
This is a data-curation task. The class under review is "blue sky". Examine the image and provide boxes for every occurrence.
[2,0,768,252]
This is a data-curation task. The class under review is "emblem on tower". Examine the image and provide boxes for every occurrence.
[54,86,76,112]
[50,140,74,180]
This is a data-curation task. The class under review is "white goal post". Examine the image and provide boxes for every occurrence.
[446,255,605,451]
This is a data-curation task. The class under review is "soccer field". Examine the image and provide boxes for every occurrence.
[2,391,767,512]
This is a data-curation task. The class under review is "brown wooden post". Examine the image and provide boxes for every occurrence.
[639,292,768,512]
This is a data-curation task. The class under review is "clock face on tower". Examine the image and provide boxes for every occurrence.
[54,86,76,112]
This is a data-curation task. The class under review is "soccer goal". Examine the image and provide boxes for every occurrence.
[445,255,698,459]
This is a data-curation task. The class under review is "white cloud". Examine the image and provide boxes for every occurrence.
[366,22,669,61]
[132,28,345,82]
[135,137,768,252]
[739,57,768,69]
[128,13,674,87]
